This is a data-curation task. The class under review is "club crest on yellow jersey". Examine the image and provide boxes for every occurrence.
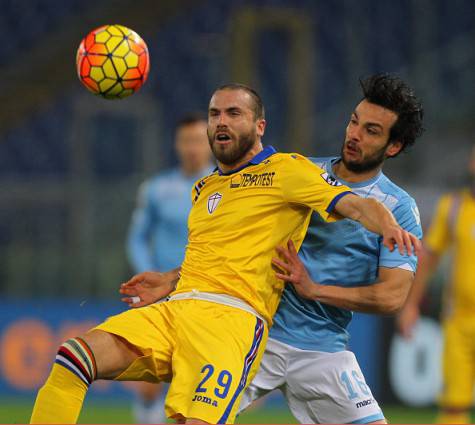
[207,192,222,214]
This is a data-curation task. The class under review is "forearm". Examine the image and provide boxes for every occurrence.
[312,283,403,314]
[310,268,413,315]
[351,197,397,235]
[275,240,414,314]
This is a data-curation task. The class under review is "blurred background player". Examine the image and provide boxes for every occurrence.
[127,112,213,423]
[239,74,424,424]
[397,144,475,424]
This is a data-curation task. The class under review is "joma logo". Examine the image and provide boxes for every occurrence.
[192,394,218,407]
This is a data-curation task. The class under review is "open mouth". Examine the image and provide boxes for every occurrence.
[215,133,232,143]
[345,143,360,155]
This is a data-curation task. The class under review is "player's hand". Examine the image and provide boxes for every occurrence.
[382,224,421,257]
[272,240,319,300]
[396,303,421,339]
[120,271,177,308]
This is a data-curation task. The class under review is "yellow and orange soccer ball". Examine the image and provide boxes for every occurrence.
[76,25,150,99]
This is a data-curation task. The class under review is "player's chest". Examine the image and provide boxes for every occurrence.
[189,173,281,230]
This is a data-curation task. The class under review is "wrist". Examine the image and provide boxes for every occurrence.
[166,268,180,291]
[382,220,398,231]
[309,281,322,300]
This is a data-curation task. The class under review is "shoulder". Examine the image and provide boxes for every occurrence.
[433,190,464,216]
[271,152,326,172]
[444,189,468,204]
[371,174,417,210]
[375,175,422,232]
[271,152,307,162]
[269,154,333,186]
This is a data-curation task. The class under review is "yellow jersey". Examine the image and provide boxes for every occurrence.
[174,146,352,325]
[425,189,475,315]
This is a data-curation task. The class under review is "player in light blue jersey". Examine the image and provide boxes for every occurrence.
[239,74,424,424]
[127,113,213,424]
[270,155,421,352]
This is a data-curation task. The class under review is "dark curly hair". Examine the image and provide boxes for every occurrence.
[360,74,424,156]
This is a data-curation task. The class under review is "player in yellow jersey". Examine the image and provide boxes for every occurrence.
[398,145,475,424]
[31,83,420,425]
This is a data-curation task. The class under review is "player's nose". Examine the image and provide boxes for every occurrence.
[215,112,229,125]
[347,124,361,141]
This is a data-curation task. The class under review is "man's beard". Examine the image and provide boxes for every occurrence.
[209,128,256,166]
[340,141,388,173]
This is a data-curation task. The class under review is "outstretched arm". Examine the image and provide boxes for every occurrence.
[333,194,421,256]
[119,267,180,308]
[273,240,413,314]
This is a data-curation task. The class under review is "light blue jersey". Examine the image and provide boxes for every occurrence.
[270,156,422,352]
[127,166,213,272]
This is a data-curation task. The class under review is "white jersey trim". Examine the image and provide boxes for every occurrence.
[397,262,415,272]
[380,263,415,272]
[168,290,267,326]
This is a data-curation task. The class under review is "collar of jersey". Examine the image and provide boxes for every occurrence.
[215,145,277,176]
[329,156,383,188]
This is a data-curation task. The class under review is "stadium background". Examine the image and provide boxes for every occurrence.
[0,0,474,422]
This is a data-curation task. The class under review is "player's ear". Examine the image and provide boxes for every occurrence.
[256,119,266,137]
[386,140,403,158]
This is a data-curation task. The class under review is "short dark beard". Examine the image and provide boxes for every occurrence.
[340,142,387,173]
[209,129,256,166]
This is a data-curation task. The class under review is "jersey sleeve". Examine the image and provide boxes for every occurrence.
[379,196,423,272]
[280,154,353,222]
[424,193,453,255]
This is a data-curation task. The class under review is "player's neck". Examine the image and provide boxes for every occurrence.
[218,142,263,174]
[333,161,382,183]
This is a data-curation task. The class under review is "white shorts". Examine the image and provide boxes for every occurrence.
[239,338,385,424]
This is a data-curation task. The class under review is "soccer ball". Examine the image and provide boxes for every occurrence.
[76,24,150,99]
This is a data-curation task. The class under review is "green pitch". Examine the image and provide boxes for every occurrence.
[0,397,441,424]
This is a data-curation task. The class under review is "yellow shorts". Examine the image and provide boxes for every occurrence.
[439,315,475,408]
[94,299,268,423]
